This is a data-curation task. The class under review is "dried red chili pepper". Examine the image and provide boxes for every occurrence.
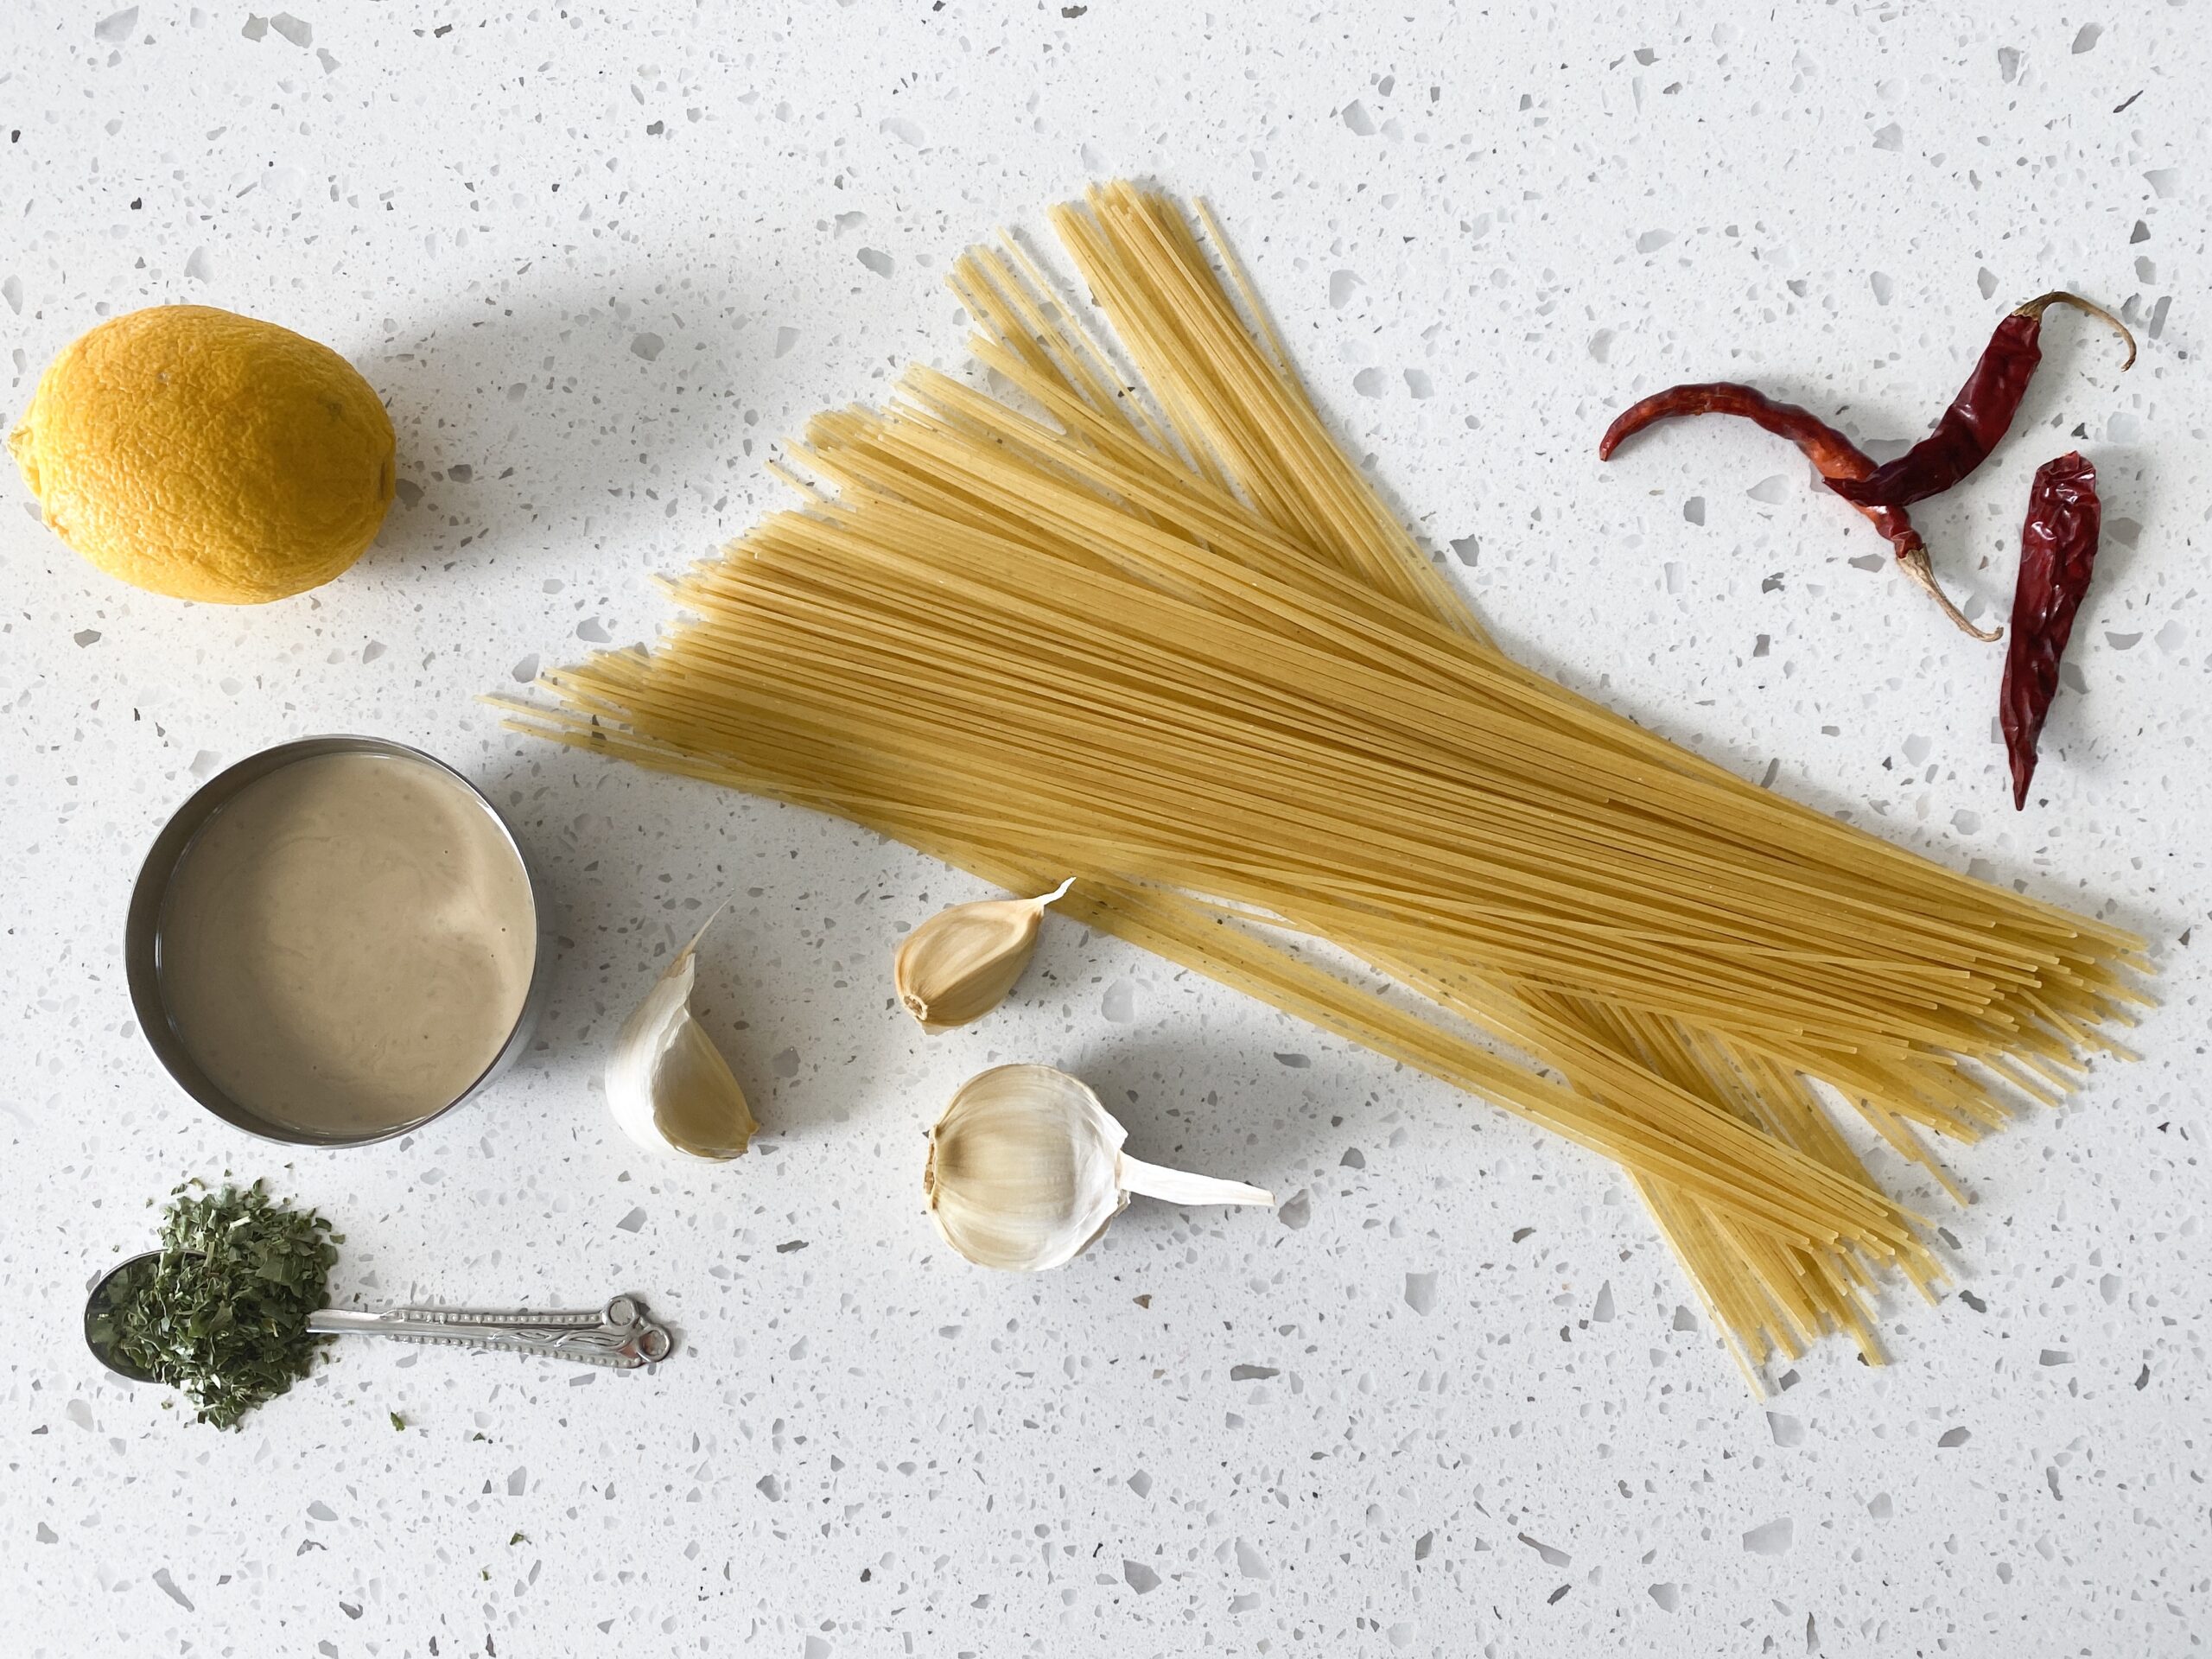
[1999,451,2101,809]
[1599,384,1998,639]
[1834,292,2134,510]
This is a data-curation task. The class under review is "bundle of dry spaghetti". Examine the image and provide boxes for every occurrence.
[506,183,2147,1386]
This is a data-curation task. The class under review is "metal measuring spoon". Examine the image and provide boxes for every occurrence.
[85,1251,673,1382]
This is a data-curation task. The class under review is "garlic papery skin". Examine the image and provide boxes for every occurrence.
[895,877,1074,1033]
[922,1064,1272,1272]
[607,912,758,1160]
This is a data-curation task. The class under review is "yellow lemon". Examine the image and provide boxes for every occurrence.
[9,305,396,604]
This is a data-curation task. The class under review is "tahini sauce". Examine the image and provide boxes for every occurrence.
[157,752,537,1137]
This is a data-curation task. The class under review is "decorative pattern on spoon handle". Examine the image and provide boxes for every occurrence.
[305,1296,672,1368]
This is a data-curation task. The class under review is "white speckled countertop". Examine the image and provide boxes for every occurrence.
[2,3,2205,1654]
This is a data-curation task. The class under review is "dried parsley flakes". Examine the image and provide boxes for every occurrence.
[92,1179,340,1429]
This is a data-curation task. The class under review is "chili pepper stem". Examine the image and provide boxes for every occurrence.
[2013,291,2138,371]
[1896,548,2002,641]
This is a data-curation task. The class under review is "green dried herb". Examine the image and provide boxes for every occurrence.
[90,1179,340,1430]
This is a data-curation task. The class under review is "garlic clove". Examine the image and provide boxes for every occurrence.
[645,1011,760,1160]
[607,910,758,1160]
[923,1065,1123,1272]
[922,1064,1272,1272]
[895,877,1074,1033]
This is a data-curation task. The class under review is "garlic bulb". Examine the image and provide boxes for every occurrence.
[894,877,1074,1033]
[922,1064,1272,1271]
[607,910,758,1160]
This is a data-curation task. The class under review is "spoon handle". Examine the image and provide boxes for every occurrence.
[305,1294,671,1369]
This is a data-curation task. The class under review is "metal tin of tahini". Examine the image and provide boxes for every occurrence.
[124,734,551,1147]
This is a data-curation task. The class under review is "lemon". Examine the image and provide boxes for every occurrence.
[8,305,396,604]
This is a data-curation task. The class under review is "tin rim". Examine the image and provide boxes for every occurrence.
[124,735,550,1148]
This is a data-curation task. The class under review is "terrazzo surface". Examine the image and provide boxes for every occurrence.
[2,2,2206,1654]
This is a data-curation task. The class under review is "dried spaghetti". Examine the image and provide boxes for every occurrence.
[505,184,2145,1387]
